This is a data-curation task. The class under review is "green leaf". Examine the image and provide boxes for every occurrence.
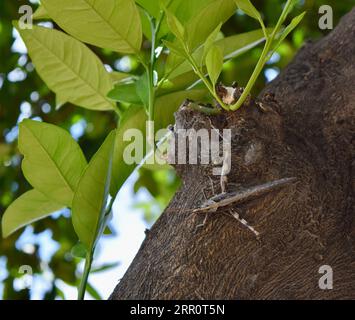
[162,0,235,72]
[172,0,219,24]
[221,29,270,60]
[72,130,116,249]
[271,12,306,53]
[19,119,87,207]
[55,93,68,111]
[108,73,152,106]
[135,0,160,17]
[185,0,236,51]
[281,0,299,23]
[165,9,185,41]
[86,282,102,300]
[234,0,262,21]
[56,287,66,300]
[137,0,174,41]
[103,225,114,235]
[206,45,224,86]
[2,190,63,238]
[165,0,243,73]
[91,262,120,274]
[154,0,217,37]
[71,242,88,259]
[136,72,150,109]
[162,40,186,58]
[140,0,227,42]
[110,89,207,195]
[154,89,206,129]
[41,0,142,54]
[108,82,142,104]
[15,23,115,111]
[110,105,147,196]
[32,5,50,20]
[158,72,199,95]
[145,0,221,41]
[202,23,223,66]
[165,28,268,89]
[109,72,133,84]
[138,8,154,41]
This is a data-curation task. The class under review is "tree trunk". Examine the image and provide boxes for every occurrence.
[110,9,355,300]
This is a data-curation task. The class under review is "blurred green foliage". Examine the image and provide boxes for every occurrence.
[0,0,352,299]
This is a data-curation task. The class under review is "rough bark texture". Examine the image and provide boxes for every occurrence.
[110,9,355,300]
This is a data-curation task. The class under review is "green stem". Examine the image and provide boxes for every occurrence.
[258,18,268,39]
[145,14,157,123]
[156,0,172,36]
[145,2,171,121]
[77,195,115,300]
[105,196,115,217]
[183,46,229,111]
[230,0,293,111]
[147,68,155,122]
[188,101,221,115]
[77,251,93,300]
[229,38,271,111]
[113,104,123,118]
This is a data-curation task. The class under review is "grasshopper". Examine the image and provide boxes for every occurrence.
[193,177,296,237]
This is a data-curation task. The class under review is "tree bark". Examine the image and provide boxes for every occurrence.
[110,9,355,300]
